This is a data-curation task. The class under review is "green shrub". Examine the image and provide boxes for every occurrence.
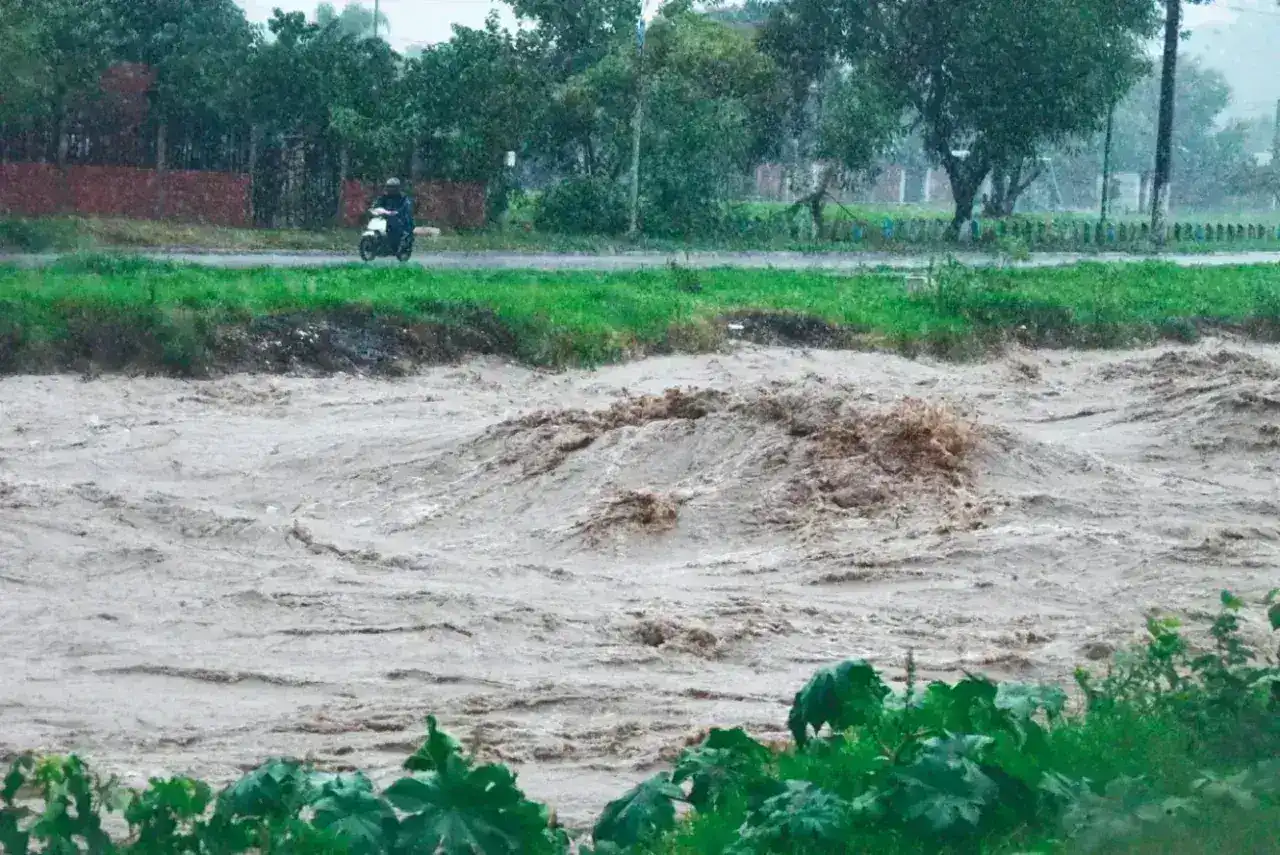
[534,177,629,236]
[0,218,64,252]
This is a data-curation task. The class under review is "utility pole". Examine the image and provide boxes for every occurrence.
[627,16,646,238]
[1100,102,1115,224]
[1272,97,1280,211]
[373,0,379,39]
[1150,0,1180,247]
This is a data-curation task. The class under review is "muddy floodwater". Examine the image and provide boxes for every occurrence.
[3,341,1279,822]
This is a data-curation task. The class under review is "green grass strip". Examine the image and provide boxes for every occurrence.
[2,257,1279,374]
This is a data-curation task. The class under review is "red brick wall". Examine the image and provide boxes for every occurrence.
[340,179,487,229]
[0,163,61,216]
[162,170,250,225]
[65,165,160,219]
[0,163,251,226]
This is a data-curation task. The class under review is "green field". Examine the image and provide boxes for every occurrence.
[2,256,1280,376]
[4,594,1278,854]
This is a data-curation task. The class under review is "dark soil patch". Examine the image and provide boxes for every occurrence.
[0,305,521,378]
[722,310,861,349]
[218,306,519,376]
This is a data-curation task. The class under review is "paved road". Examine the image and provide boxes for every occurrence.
[5,248,1280,271]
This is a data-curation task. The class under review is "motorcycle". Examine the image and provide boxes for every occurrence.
[359,207,414,262]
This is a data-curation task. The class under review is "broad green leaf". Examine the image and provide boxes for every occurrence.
[995,682,1068,720]
[592,774,682,849]
[728,780,852,855]
[1268,601,1280,632]
[0,811,30,855]
[672,728,773,811]
[2,756,33,805]
[1220,590,1245,611]
[917,676,1017,739]
[215,759,322,821]
[1250,759,1280,795]
[1264,588,1279,606]
[25,754,114,852]
[124,777,213,854]
[892,735,998,833]
[388,761,550,855]
[1193,770,1258,811]
[311,774,397,855]
[787,660,890,747]
[1133,796,1196,823]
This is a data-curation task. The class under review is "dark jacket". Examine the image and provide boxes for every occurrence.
[372,193,414,230]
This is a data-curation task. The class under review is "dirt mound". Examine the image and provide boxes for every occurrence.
[630,618,720,657]
[574,490,682,545]
[504,389,727,476]
[488,384,977,520]
[1101,348,1280,453]
[1100,348,1279,386]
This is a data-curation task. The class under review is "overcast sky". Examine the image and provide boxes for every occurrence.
[234,0,1279,119]
[235,0,513,49]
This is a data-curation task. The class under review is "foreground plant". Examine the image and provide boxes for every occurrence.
[2,592,1276,854]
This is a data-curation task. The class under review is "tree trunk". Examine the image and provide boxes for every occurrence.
[55,104,69,169]
[1150,0,1181,246]
[155,121,168,219]
[1100,103,1115,223]
[949,176,981,239]
[943,155,991,238]
[982,164,1008,218]
[985,158,1043,218]
[247,126,260,226]
[337,146,350,227]
[787,161,838,239]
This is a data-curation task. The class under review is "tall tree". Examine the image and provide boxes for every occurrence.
[766,0,1159,234]
[505,0,640,76]
[759,0,903,232]
[111,0,257,169]
[10,0,123,164]
[316,2,389,40]
[533,7,788,235]
[0,2,50,128]
[402,14,550,218]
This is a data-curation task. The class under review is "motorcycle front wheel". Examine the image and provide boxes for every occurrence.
[358,236,378,262]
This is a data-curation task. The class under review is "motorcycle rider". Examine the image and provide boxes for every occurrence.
[372,177,414,252]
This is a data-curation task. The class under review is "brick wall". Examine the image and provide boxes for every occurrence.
[0,163,251,226]
[340,180,487,229]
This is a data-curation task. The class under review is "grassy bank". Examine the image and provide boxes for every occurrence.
[4,593,1278,854]
[2,256,1280,376]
